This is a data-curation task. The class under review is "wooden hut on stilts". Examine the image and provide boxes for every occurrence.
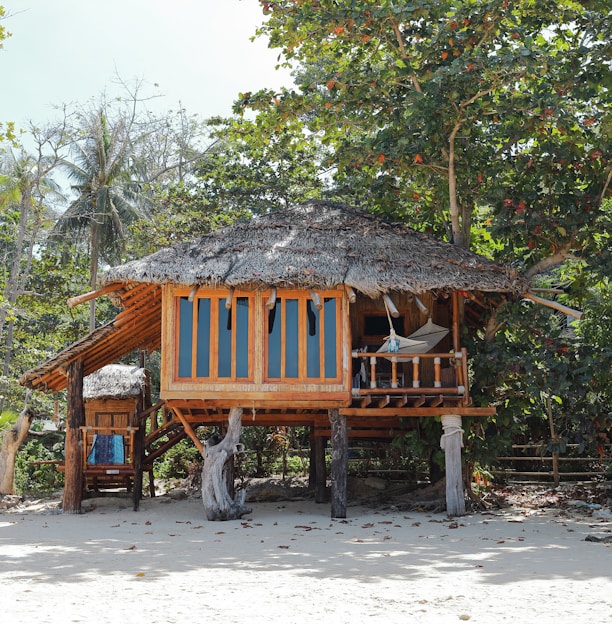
[20,201,528,518]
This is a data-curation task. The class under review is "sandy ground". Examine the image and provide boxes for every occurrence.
[1,492,610,624]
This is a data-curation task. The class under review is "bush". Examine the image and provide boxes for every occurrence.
[154,438,202,480]
[14,438,64,495]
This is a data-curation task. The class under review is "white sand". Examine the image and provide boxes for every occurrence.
[1,495,610,624]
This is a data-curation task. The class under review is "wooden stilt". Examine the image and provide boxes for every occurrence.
[308,427,316,489]
[329,408,348,518]
[148,469,156,497]
[63,360,85,514]
[314,435,327,504]
[132,427,144,511]
[440,414,465,516]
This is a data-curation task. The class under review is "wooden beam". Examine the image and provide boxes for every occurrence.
[452,291,460,353]
[345,286,357,303]
[376,394,391,408]
[188,285,199,302]
[67,283,124,308]
[414,295,428,314]
[523,292,583,319]
[383,294,400,318]
[172,407,204,454]
[265,287,277,310]
[225,288,234,309]
[309,290,323,310]
[339,407,496,417]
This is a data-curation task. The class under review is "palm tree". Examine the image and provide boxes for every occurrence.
[53,109,150,331]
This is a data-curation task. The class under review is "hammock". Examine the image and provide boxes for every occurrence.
[377,297,449,355]
[405,317,449,351]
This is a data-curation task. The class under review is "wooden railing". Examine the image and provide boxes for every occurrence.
[351,347,469,402]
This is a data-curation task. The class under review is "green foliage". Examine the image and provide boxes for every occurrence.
[0,409,18,428]
[154,438,202,480]
[469,288,612,460]
[236,426,310,478]
[249,0,610,260]
[14,438,64,495]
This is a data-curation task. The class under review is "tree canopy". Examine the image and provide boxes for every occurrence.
[243,0,610,276]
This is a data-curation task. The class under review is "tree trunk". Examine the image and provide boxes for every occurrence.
[89,220,99,333]
[201,407,251,521]
[0,408,35,495]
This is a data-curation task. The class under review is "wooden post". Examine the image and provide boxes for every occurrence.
[329,408,348,519]
[452,291,461,353]
[63,360,85,514]
[308,427,316,489]
[314,434,327,504]
[132,356,146,511]
[132,428,144,511]
[546,395,560,487]
[440,414,465,516]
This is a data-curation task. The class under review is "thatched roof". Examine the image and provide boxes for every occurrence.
[102,201,525,297]
[83,364,147,400]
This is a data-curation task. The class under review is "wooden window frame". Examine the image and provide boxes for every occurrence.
[263,289,342,384]
[174,289,255,382]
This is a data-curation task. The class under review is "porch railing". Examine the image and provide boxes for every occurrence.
[351,347,470,403]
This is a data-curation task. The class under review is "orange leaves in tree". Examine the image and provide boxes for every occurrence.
[378,153,386,164]
[414,154,424,164]
[327,80,336,90]
[441,50,449,60]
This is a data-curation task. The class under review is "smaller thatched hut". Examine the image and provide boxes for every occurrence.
[76,365,149,510]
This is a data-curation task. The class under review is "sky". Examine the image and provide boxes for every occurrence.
[1,0,293,132]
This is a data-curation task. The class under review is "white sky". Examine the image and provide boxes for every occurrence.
[1,0,292,131]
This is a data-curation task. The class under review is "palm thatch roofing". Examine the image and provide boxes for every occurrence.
[102,201,526,296]
[20,201,527,394]
[83,364,147,400]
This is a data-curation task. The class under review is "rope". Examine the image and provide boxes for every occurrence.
[440,414,464,450]
[382,296,399,353]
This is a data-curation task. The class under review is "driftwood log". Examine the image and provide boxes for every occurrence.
[0,408,35,495]
[201,407,251,521]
